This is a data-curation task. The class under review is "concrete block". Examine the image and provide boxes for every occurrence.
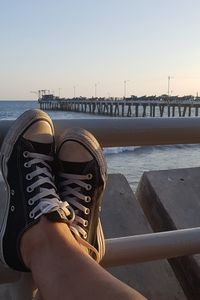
[136,167,200,300]
[101,174,186,300]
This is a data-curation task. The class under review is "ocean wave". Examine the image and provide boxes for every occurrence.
[103,144,200,155]
[103,146,140,155]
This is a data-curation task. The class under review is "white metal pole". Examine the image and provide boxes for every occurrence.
[2,118,200,148]
[102,227,200,267]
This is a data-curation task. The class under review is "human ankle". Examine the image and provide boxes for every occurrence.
[20,217,85,269]
[20,217,54,269]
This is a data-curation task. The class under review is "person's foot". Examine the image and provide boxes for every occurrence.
[0,109,71,271]
[56,128,107,263]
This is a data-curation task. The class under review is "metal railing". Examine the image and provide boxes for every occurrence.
[102,227,200,267]
[1,117,200,147]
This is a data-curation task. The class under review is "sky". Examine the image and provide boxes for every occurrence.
[0,0,200,100]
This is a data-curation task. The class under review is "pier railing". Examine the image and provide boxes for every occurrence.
[0,117,200,268]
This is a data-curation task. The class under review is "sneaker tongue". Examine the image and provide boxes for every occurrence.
[58,160,94,174]
[28,140,53,155]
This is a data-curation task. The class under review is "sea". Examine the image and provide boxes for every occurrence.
[1,100,200,191]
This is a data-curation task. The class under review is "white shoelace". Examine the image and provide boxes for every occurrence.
[24,151,71,220]
[59,171,100,262]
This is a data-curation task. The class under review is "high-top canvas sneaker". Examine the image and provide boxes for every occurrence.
[0,109,71,272]
[56,128,107,263]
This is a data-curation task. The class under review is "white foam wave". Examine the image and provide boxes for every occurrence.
[103,146,140,155]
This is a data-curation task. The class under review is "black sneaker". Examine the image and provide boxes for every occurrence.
[0,109,72,272]
[56,128,107,263]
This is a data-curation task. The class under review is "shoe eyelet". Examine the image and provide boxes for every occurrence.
[24,162,30,168]
[85,208,90,215]
[29,212,35,218]
[87,173,93,180]
[83,232,88,239]
[26,174,32,180]
[27,186,33,193]
[28,199,34,205]
[10,205,15,212]
[85,184,92,191]
[23,151,29,158]
[10,189,15,196]
[83,220,88,227]
[85,196,91,203]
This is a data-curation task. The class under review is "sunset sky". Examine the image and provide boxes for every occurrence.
[1,0,200,100]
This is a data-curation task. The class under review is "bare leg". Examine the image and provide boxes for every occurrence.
[21,217,146,300]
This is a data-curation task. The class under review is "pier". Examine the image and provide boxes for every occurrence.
[38,94,200,117]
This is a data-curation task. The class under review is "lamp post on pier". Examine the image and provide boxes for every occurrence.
[124,80,130,98]
[73,85,78,98]
[167,76,174,97]
[94,82,99,98]
[73,86,76,98]
[58,88,62,98]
